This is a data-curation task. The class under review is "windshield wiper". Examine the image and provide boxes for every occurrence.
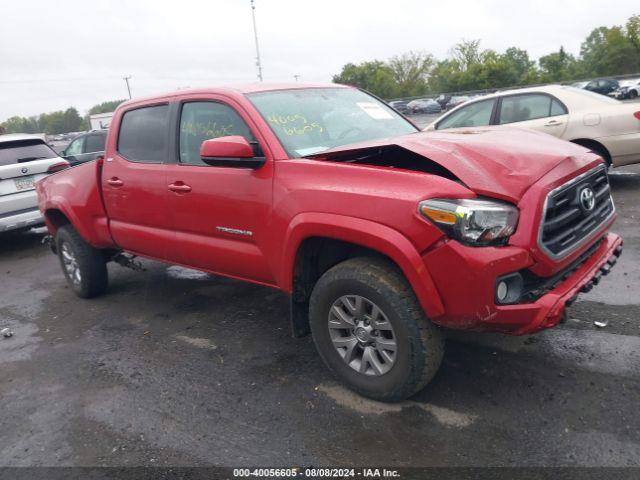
[17,156,49,162]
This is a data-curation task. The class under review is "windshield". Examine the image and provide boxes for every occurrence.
[247,88,418,157]
[0,140,58,166]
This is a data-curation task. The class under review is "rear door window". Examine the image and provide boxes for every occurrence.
[117,105,169,163]
[85,133,106,153]
[436,99,496,130]
[0,140,57,166]
[498,94,566,124]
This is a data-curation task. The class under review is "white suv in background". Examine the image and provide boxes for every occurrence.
[0,134,68,233]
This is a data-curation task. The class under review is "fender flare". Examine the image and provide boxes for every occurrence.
[279,212,445,319]
[43,196,113,248]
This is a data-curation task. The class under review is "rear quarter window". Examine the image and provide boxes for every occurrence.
[117,105,169,163]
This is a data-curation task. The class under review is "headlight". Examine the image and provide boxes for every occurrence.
[418,198,519,246]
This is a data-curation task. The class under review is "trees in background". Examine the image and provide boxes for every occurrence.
[88,99,125,115]
[333,51,433,98]
[2,108,85,135]
[388,51,434,97]
[332,13,640,98]
[2,99,125,135]
[332,61,398,98]
[2,14,640,132]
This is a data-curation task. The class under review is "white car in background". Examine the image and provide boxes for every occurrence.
[0,134,69,233]
[612,79,640,100]
[425,85,640,167]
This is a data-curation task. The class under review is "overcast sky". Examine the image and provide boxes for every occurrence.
[1,0,637,120]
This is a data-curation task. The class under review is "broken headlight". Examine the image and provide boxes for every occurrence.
[418,198,519,246]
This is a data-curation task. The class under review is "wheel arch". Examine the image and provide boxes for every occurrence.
[42,197,115,248]
[281,213,445,337]
[43,207,71,235]
[570,138,612,166]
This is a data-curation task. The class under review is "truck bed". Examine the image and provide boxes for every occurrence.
[36,159,115,248]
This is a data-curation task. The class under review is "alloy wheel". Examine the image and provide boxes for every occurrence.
[328,295,397,376]
[61,242,82,286]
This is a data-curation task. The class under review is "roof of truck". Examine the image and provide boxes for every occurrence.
[117,82,352,110]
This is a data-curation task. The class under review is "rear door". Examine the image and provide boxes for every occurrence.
[101,104,174,260]
[0,139,64,224]
[495,93,569,138]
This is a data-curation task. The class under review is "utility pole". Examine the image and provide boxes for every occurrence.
[250,0,263,81]
[123,75,132,99]
[293,74,300,82]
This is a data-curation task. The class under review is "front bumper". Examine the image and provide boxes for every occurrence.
[424,233,622,335]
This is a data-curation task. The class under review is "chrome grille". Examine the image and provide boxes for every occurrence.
[538,165,614,259]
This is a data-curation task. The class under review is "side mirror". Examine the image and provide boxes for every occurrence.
[200,135,265,169]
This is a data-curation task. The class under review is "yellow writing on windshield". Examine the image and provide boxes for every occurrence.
[267,114,324,136]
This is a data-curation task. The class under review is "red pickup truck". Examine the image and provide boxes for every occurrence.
[37,83,622,401]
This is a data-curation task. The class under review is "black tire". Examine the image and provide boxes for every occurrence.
[309,257,444,402]
[56,224,108,298]
[629,90,638,99]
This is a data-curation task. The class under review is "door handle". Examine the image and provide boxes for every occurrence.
[544,120,563,127]
[107,177,124,187]
[168,182,192,193]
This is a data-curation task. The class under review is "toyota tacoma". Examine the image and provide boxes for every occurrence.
[36,84,622,401]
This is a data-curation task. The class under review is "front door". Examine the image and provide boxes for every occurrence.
[101,103,175,260]
[164,99,275,285]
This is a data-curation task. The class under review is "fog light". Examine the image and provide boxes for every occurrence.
[495,272,524,304]
[496,281,508,302]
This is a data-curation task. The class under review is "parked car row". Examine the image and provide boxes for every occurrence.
[611,79,640,100]
[583,78,620,96]
[390,95,477,115]
[406,98,441,114]
[393,76,639,120]
[556,77,640,100]
[59,130,107,166]
[425,85,640,168]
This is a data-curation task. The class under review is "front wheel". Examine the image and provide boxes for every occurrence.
[56,225,108,298]
[309,257,444,402]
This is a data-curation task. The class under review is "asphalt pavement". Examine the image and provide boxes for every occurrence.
[1,167,639,468]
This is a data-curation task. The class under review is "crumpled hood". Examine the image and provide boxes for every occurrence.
[309,128,596,202]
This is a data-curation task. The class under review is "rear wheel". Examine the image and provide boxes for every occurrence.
[309,257,444,402]
[629,90,638,99]
[56,225,108,298]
